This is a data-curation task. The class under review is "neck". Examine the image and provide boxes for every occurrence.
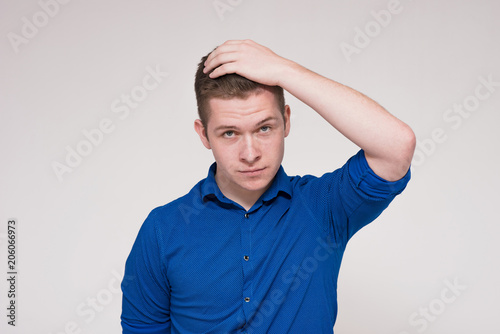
[215,176,269,212]
[220,186,265,211]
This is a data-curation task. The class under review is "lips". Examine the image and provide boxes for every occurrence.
[240,167,266,175]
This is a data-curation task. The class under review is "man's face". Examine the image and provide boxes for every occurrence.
[195,88,290,202]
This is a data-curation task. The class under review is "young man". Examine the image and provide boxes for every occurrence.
[121,40,415,333]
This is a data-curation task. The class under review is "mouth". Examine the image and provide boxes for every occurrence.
[239,167,266,176]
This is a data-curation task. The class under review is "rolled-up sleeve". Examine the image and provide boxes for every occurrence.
[348,149,411,199]
[339,149,411,238]
[295,149,411,245]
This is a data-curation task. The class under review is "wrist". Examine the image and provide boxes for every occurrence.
[275,59,303,88]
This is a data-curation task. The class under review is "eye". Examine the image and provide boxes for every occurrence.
[260,126,271,132]
[223,130,234,138]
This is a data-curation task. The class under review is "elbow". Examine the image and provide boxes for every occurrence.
[365,123,416,181]
[365,124,416,182]
[405,125,417,161]
[397,124,416,172]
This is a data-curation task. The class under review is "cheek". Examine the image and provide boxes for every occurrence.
[211,142,236,165]
[268,136,285,152]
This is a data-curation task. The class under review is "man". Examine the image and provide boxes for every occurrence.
[121,40,416,333]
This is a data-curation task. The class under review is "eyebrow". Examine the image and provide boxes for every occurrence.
[256,116,279,126]
[213,117,279,132]
[213,125,238,132]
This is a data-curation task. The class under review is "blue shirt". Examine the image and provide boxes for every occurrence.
[121,150,410,334]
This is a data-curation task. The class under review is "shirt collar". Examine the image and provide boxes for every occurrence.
[201,162,292,205]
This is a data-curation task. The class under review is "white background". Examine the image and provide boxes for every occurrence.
[1,0,499,333]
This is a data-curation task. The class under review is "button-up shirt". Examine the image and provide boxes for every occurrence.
[121,150,411,333]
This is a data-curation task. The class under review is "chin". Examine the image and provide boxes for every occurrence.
[240,177,273,193]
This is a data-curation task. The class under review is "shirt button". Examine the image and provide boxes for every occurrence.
[244,297,250,302]
[244,255,249,261]
[244,213,249,218]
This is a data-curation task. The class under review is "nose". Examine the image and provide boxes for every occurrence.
[239,134,261,164]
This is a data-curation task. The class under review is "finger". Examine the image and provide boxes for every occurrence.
[204,43,240,66]
[220,39,247,45]
[204,51,239,74]
[204,40,250,64]
[208,63,238,79]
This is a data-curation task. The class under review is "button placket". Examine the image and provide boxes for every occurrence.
[241,211,253,315]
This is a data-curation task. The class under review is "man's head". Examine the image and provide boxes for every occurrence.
[193,49,291,205]
[194,52,286,131]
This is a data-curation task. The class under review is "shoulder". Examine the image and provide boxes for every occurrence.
[288,166,345,193]
[141,178,206,234]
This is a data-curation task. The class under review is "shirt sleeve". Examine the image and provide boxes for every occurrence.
[340,149,411,238]
[121,209,171,334]
[348,149,411,199]
[297,149,411,245]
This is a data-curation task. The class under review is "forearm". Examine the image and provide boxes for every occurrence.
[278,61,415,181]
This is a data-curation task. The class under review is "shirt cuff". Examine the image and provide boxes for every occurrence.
[348,149,411,199]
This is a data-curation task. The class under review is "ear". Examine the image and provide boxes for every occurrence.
[194,119,211,149]
[284,105,291,138]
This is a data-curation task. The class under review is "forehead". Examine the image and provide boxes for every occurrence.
[206,89,281,128]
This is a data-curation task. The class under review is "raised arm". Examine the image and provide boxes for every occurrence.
[203,39,416,181]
